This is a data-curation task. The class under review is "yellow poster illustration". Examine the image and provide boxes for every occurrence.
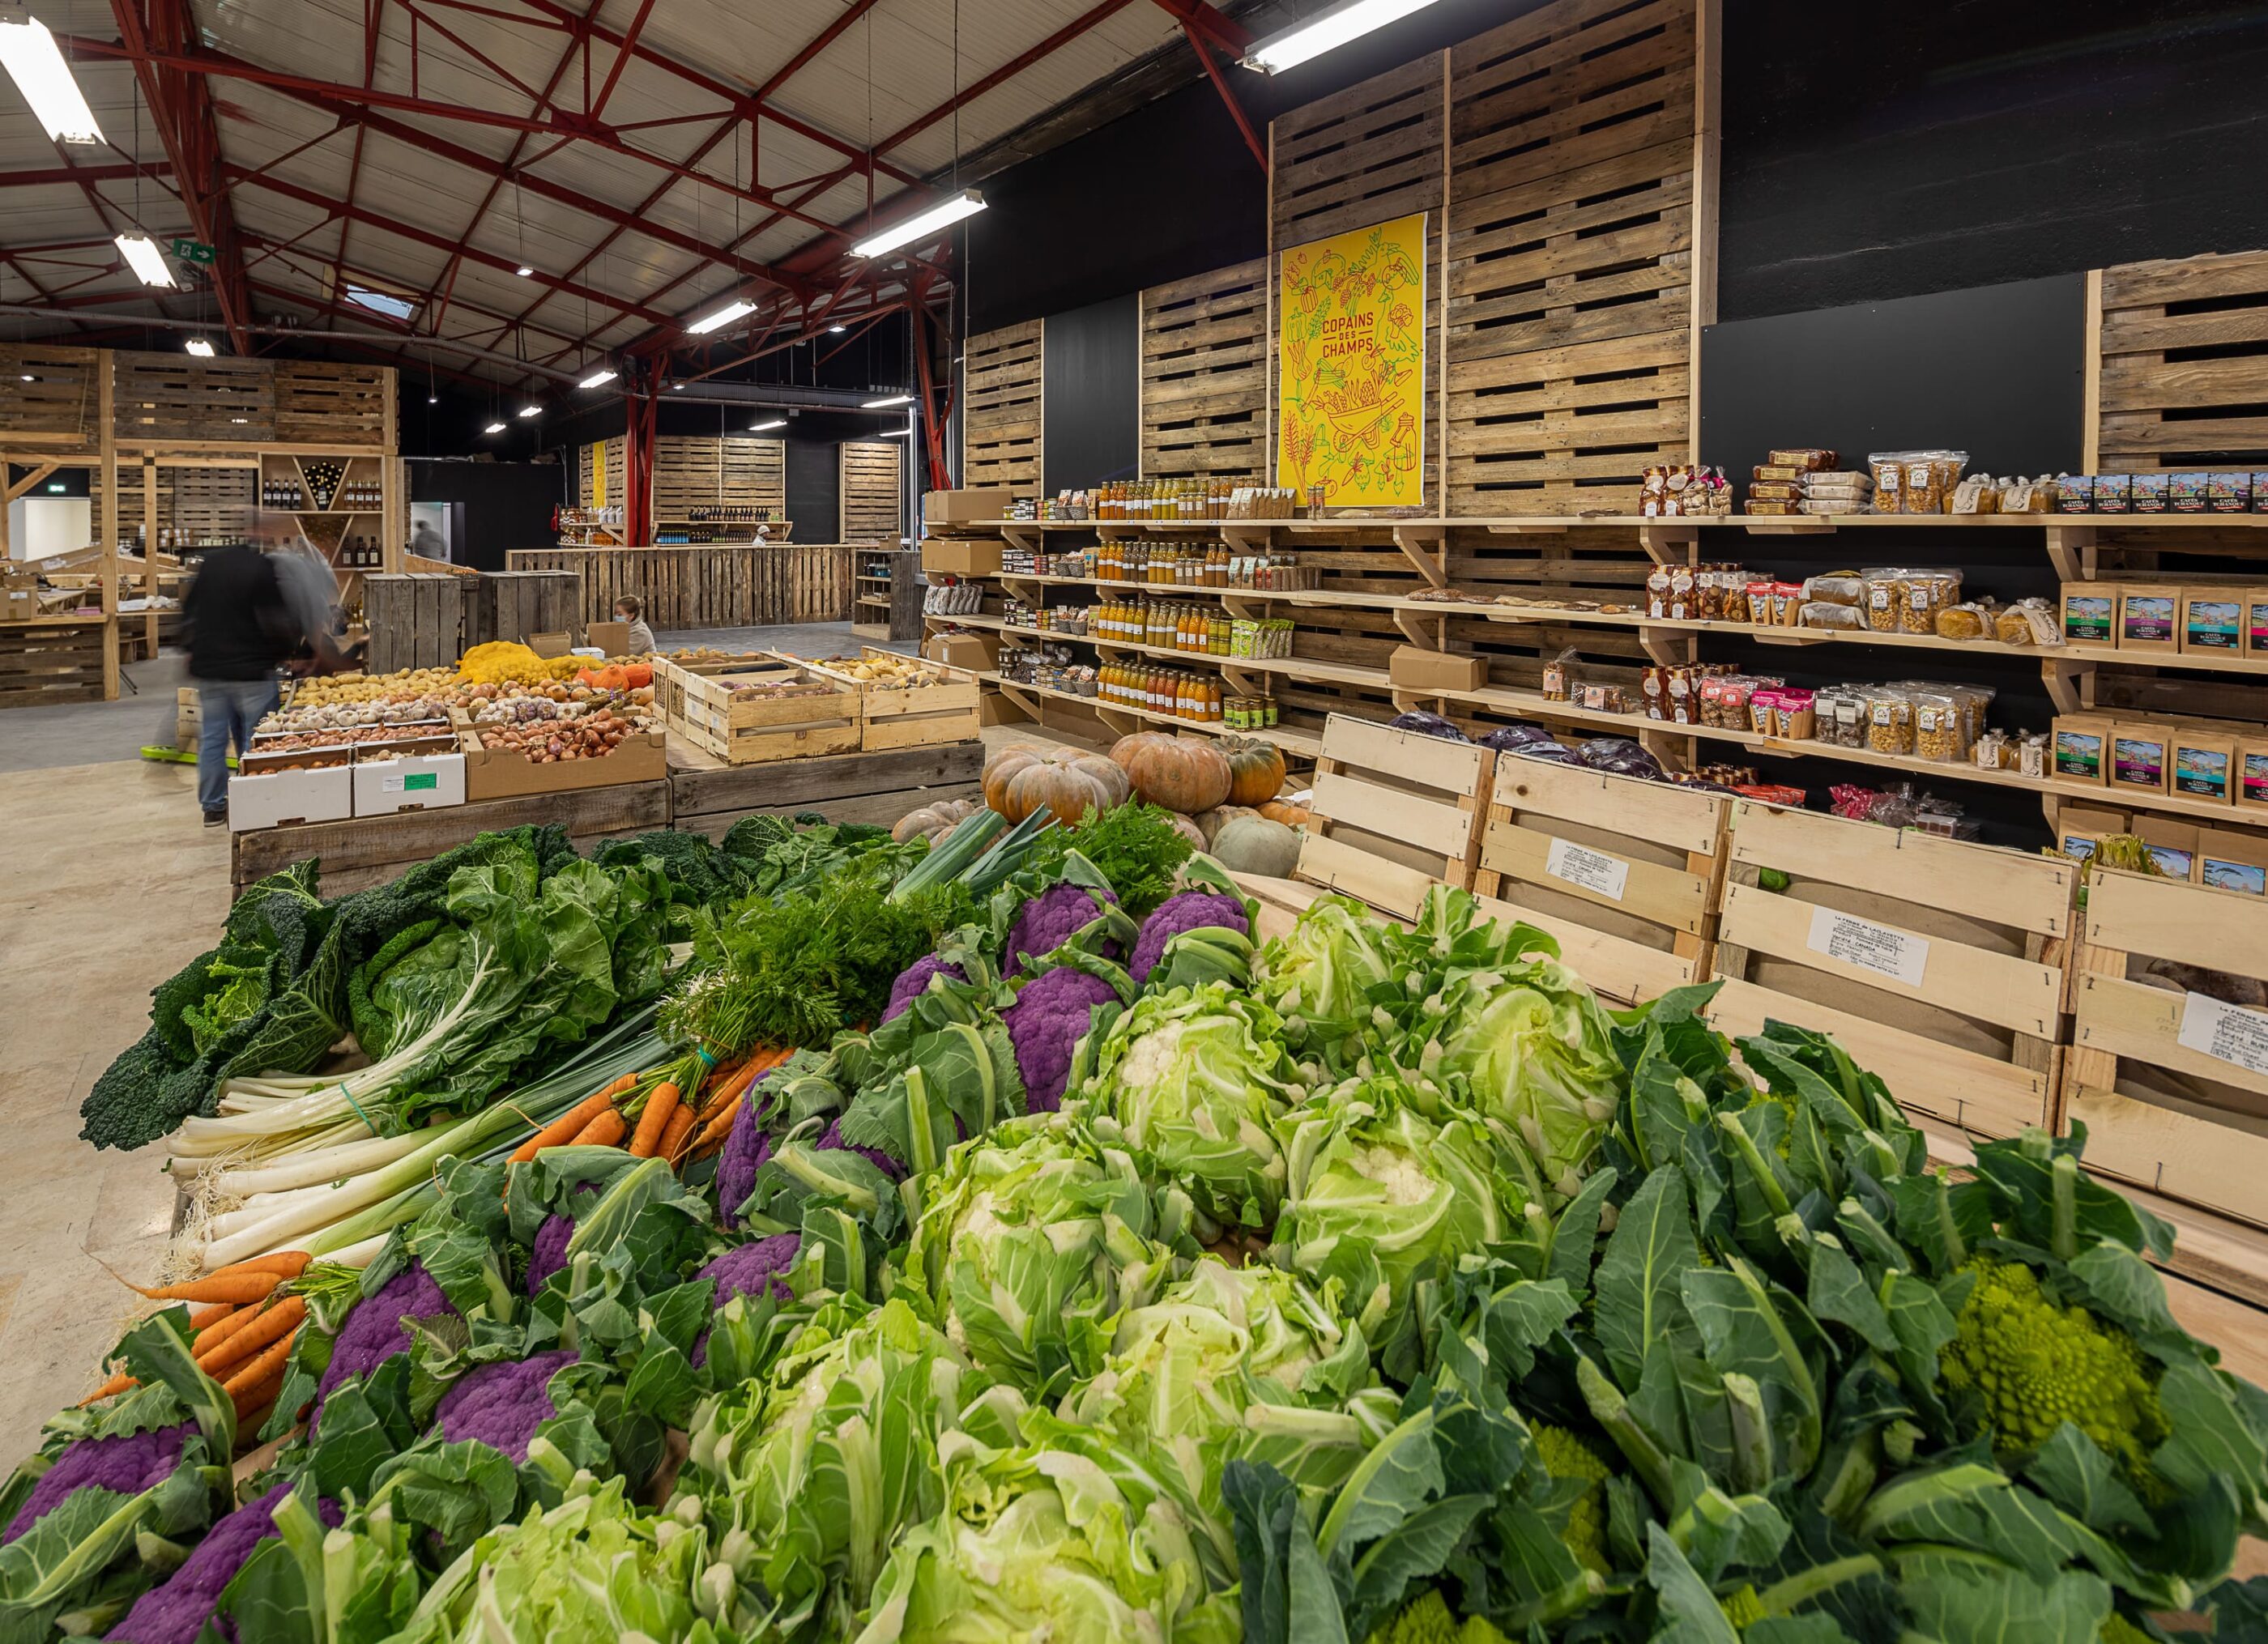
[1277,211,1426,511]
[588,441,608,507]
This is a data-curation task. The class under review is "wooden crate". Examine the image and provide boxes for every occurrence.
[1471,755,1730,1006]
[670,739,986,841]
[507,546,854,628]
[963,321,1043,493]
[0,615,109,709]
[1292,713,1494,919]
[1140,258,1268,483]
[2061,870,2268,1229]
[1709,803,2078,1141]
[653,656,862,765]
[0,343,102,447]
[791,647,981,752]
[471,570,582,650]
[1443,0,1703,517]
[273,362,392,448]
[364,573,469,674]
[2091,249,2268,471]
[112,352,276,442]
[839,441,902,542]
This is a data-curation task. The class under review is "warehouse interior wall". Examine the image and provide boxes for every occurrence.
[406,460,569,572]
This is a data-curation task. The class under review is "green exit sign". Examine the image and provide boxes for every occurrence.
[170,238,215,265]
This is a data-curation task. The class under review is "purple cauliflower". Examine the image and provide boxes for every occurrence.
[433,1350,578,1463]
[5,1424,188,1544]
[691,1234,801,1367]
[1005,883,1118,977]
[313,1262,456,1412]
[526,1183,600,1294]
[107,1483,341,1644]
[883,954,966,1023]
[819,1117,905,1180]
[714,1093,774,1233]
[1003,966,1119,1111]
[1128,890,1250,985]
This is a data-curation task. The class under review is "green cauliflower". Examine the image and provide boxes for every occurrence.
[1938,1258,2165,1476]
[1718,1583,1766,1631]
[1532,1423,1612,1575]
[1364,1589,1511,1644]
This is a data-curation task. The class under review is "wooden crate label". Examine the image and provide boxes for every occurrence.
[2178,993,2268,1079]
[1805,907,1930,988]
[1545,837,1629,901]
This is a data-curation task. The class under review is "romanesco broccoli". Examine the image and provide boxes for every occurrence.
[1938,1258,2164,1476]
[1533,1422,1613,1574]
[1365,1590,1511,1644]
[1719,1583,1766,1631]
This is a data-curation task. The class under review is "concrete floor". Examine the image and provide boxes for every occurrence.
[0,651,194,774]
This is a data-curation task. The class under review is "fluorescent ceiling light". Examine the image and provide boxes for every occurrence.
[184,338,215,357]
[427,394,438,404]
[517,403,541,418]
[578,367,617,389]
[850,190,985,259]
[684,296,755,335]
[879,428,910,437]
[0,11,102,143]
[1242,0,1442,73]
[827,324,846,334]
[19,373,32,382]
[484,421,507,434]
[751,418,786,432]
[863,394,912,409]
[515,264,534,277]
[116,232,177,288]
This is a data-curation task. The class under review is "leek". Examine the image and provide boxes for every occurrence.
[887,807,1006,903]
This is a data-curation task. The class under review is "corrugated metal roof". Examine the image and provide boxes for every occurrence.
[1,0,1215,381]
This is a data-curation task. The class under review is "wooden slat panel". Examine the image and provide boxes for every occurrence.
[838,441,902,542]
[273,362,390,447]
[962,320,1043,492]
[2093,247,2268,470]
[113,352,276,443]
[1142,258,1269,483]
[0,344,102,447]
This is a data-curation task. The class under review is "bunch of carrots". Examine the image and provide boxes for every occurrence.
[505,1046,791,1176]
[83,1252,315,1443]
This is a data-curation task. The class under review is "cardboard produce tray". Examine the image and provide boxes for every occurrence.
[449,707,667,800]
[652,656,862,766]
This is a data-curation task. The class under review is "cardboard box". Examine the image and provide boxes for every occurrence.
[2053,715,2112,786]
[2182,588,2246,654]
[587,620,630,655]
[526,630,573,658]
[922,539,1004,578]
[2199,826,2268,896]
[925,632,997,671]
[2109,722,2172,794]
[227,765,353,832]
[2118,584,2180,649]
[0,588,36,620]
[2061,584,2118,645]
[454,718,667,801]
[923,488,1016,527]
[1388,645,1487,692]
[2170,729,2237,804]
[353,753,467,816]
[2056,802,2129,862]
[2135,815,2200,881]
[2249,591,2268,658]
[2241,734,2268,813]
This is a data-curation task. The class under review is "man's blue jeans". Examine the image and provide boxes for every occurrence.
[196,678,279,815]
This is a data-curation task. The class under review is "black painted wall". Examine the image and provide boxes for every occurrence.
[787,441,840,546]
[406,460,569,572]
[1042,293,1140,492]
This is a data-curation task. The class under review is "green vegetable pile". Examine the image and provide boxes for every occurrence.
[28,824,2268,1644]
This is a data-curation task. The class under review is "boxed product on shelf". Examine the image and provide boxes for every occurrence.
[2119,583,2181,648]
[1390,645,1486,692]
[2053,713,2113,784]
[2171,728,2238,803]
[924,632,995,671]
[2136,815,2199,879]
[352,753,467,816]
[2182,588,2246,653]
[2108,722,2172,794]
[2093,475,2134,513]
[2200,826,2268,895]
[227,764,354,832]
[2131,473,2170,512]
[2210,472,2252,512]
[2055,803,2129,861]
[2171,471,2210,513]
[2241,733,2268,811]
[2251,591,2268,655]
[922,538,1003,577]
[2061,583,2118,645]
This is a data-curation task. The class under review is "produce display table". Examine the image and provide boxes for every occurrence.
[667,738,984,840]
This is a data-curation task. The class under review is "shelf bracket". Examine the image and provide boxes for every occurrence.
[2041,658,2093,716]
[1641,630,1699,668]
[1392,524,1447,587]
[2044,524,2097,584]
[1221,524,1276,554]
[1639,524,1700,565]
[1000,524,1042,556]
[1393,608,1444,649]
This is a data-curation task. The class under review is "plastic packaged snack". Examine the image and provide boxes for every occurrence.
[1747,480,1803,502]
[1773,688,1816,741]
[1994,598,2061,646]
[1945,684,1995,747]
[1771,583,1804,625]
[1541,648,1576,701]
[1745,580,1776,625]
[1721,577,1752,624]
[1869,454,1904,513]
[1768,448,1836,470]
[1800,600,1867,630]
[1748,687,1782,736]
[1645,566,1673,619]
[1912,692,1963,763]
[1801,572,1866,606]
[1935,602,1991,641]
[1745,499,1800,516]
[1813,687,1867,748]
[1901,569,1961,634]
[1906,451,1966,513]
[1802,471,1874,496]
[1951,473,2000,513]
[1865,687,1916,756]
[1862,569,1906,632]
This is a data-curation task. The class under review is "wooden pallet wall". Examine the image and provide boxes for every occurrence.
[91,466,257,540]
[112,353,276,443]
[650,436,787,520]
[578,437,628,509]
[1263,0,1716,516]
[0,344,102,450]
[838,441,902,541]
[962,320,1043,492]
[507,545,855,628]
[273,362,393,447]
[2090,248,2268,471]
[1270,53,1446,509]
[1140,258,1269,483]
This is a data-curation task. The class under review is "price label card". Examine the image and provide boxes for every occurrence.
[1805,906,1929,987]
[2177,992,2268,1079]
[1545,837,1630,902]
[382,772,440,794]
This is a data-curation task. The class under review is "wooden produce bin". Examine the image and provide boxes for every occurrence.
[450,709,667,802]
[791,648,981,752]
[1708,803,2078,1141]
[1472,757,1732,1007]
[1290,713,1494,921]
[670,740,987,841]
[652,656,861,766]
[2062,870,2268,1229]
[0,615,113,709]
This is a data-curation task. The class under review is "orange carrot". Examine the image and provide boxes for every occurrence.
[690,1093,743,1156]
[79,1372,136,1407]
[699,1049,781,1122]
[572,1109,627,1148]
[511,1086,627,1164]
[193,1305,264,1359]
[659,1104,697,1164]
[134,1271,279,1305]
[186,1302,237,1331]
[221,1331,297,1412]
[209,1252,311,1282]
[629,1083,680,1157]
[198,1297,305,1380]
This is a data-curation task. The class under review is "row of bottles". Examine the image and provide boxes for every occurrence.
[1094,598,1236,654]
[335,535,383,569]
[1098,539,1233,585]
[259,474,381,511]
[261,478,307,510]
[335,479,382,510]
[1098,662,1224,722]
[1087,480,1307,522]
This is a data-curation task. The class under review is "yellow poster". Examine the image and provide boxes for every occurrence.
[1277,211,1426,511]
[587,441,608,507]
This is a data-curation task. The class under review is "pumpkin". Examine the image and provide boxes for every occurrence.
[1116,735,1232,814]
[983,744,1131,825]
[1258,799,1312,828]
[1210,816,1302,877]
[1194,804,1260,845]
[1109,730,1179,771]
[1162,811,1209,851]
[1217,737,1288,807]
[622,662,654,688]
[892,797,979,845]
